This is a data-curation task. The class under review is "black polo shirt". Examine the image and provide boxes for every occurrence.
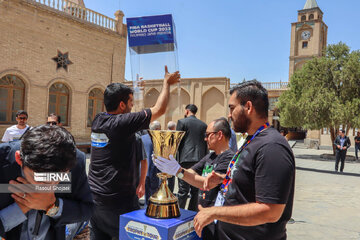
[216,127,295,240]
[88,109,151,210]
[191,149,234,207]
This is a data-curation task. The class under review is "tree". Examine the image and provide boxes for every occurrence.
[278,42,360,154]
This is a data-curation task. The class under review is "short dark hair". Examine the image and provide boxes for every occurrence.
[48,113,61,123]
[213,117,231,140]
[340,129,345,133]
[230,80,269,118]
[185,104,198,114]
[20,125,77,172]
[104,83,133,112]
[16,110,28,118]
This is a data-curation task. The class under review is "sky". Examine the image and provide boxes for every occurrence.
[83,0,360,84]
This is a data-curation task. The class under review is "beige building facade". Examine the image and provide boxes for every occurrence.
[0,0,233,143]
[3,0,338,145]
[0,0,127,141]
[125,77,231,128]
[0,0,232,141]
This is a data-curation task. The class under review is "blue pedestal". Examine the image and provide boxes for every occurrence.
[120,209,201,240]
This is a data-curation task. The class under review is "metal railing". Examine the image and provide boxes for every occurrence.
[261,81,289,90]
[28,0,116,31]
[230,81,289,90]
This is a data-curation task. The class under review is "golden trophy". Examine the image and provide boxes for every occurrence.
[145,130,185,219]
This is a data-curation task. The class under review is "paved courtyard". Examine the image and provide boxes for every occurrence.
[287,144,360,239]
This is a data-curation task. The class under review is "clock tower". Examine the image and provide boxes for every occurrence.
[289,0,328,78]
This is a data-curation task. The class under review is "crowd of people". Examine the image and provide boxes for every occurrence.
[3,66,356,239]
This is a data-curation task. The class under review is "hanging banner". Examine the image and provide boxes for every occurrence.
[126,14,176,54]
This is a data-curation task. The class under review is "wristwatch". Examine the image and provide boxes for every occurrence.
[176,168,185,179]
[46,198,60,217]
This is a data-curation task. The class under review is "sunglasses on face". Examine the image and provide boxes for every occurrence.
[18,117,27,120]
[46,121,58,126]
[205,131,218,138]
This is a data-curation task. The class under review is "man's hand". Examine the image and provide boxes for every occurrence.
[136,182,145,199]
[153,155,181,176]
[342,146,347,150]
[150,66,181,121]
[194,205,216,237]
[203,171,225,191]
[10,177,56,211]
[164,65,180,86]
[337,145,341,149]
[16,201,31,214]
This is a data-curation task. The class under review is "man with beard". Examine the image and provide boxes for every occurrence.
[193,80,295,240]
[88,66,180,239]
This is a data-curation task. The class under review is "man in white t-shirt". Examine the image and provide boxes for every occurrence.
[1,110,30,142]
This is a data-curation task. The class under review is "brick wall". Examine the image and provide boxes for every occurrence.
[0,0,126,141]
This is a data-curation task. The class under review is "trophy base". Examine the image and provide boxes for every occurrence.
[145,200,181,219]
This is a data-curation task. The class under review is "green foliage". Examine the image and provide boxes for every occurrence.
[278,42,360,131]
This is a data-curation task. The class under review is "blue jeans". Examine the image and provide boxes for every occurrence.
[355,145,359,160]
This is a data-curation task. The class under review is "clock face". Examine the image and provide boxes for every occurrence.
[301,31,311,40]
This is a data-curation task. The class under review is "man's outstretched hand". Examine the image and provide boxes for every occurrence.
[203,170,226,191]
[164,65,180,86]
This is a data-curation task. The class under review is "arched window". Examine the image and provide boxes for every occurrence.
[0,75,25,123]
[301,15,306,21]
[48,83,70,126]
[87,88,104,127]
[309,14,314,20]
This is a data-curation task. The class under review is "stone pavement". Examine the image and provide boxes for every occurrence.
[287,142,360,239]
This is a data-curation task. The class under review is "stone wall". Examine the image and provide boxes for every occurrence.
[0,0,126,141]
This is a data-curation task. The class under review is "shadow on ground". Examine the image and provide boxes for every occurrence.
[295,154,357,162]
[296,166,360,177]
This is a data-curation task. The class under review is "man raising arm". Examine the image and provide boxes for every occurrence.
[89,66,180,239]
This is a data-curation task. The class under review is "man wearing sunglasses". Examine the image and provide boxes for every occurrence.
[154,117,234,239]
[46,113,62,127]
[2,110,30,143]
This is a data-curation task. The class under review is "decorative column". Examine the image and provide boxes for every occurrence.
[114,10,125,36]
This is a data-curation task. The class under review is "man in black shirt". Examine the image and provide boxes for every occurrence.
[88,66,180,240]
[154,117,234,239]
[193,80,295,240]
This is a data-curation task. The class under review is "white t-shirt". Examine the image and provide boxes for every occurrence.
[1,125,30,142]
